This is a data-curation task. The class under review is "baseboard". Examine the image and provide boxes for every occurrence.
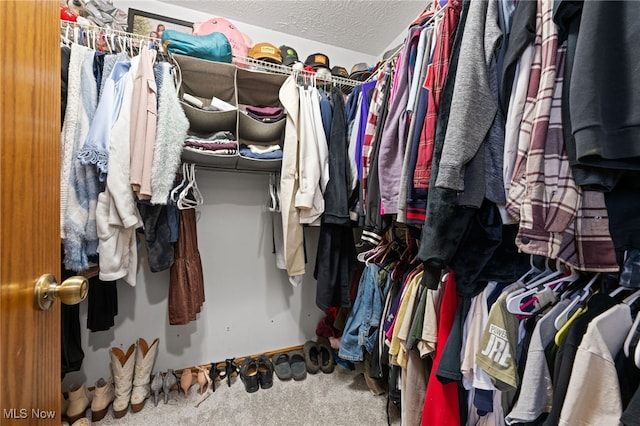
[178,344,305,375]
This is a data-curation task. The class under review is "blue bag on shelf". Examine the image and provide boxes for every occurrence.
[161,29,232,63]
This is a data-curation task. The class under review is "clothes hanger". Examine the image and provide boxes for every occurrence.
[274,172,280,212]
[553,273,600,330]
[609,285,630,299]
[170,163,190,204]
[267,173,278,212]
[512,259,566,313]
[109,33,116,53]
[624,288,640,306]
[554,303,587,344]
[177,163,204,210]
[633,326,640,369]
[74,25,82,47]
[91,29,97,51]
[358,233,391,265]
[517,255,545,284]
[506,263,579,316]
[103,32,112,53]
[624,312,640,358]
[61,24,72,46]
[364,240,390,265]
[523,258,564,289]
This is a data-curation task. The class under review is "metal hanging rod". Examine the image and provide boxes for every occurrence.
[60,20,360,88]
[363,4,448,84]
[60,19,159,47]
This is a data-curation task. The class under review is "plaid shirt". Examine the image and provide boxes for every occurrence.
[507,0,617,271]
[407,0,463,224]
[557,190,618,272]
[507,0,571,259]
[413,0,463,190]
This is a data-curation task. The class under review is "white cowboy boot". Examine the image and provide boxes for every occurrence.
[130,338,159,413]
[110,344,135,418]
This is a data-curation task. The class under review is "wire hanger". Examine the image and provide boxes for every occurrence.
[177,163,204,210]
[170,163,190,204]
[267,172,280,213]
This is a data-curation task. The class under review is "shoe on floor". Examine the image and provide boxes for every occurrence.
[257,354,274,389]
[91,377,114,422]
[317,336,335,374]
[289,351,307,381]
[303,340,321,374]
[239,357,259,393]
[272,353,292,381]
[66,384,92,424]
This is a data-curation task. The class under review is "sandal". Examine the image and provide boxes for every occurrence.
[272,353,292,381]
[289,351,307,381]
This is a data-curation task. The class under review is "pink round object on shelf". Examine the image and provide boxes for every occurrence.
[193,17,252,62]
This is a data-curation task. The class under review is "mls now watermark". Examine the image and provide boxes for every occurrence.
[3,408,56,419]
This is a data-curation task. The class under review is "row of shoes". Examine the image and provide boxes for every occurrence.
[64,336,335,417]
[64,337,160,422]
[269,336,335,384]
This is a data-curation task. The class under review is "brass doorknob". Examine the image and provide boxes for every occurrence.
[34,274,88,311]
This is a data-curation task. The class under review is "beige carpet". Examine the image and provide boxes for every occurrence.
[89,366,401,426]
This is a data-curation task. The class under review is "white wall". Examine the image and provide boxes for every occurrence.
[113,0,378,68]
[64,171,323,387]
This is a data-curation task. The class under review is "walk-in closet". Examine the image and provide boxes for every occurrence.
[3,0,640,425]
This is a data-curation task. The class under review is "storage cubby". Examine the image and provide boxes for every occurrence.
[175,54,238,135]
[175,55,288,172]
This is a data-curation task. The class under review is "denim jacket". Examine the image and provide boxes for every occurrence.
[339,263,392,362]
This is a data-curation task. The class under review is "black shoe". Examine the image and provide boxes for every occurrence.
[257,354,274,389]
[239,357,259,393]
[223,358,238,387]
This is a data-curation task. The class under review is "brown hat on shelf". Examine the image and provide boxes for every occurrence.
[331,66,350,79]
[349,62,372,81]
[249,42,283,64]
[304,53,331,70]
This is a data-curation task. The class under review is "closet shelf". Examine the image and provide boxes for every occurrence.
[234,56,360,88]
[60,20,361,88]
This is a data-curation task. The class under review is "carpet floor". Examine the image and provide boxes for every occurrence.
[87,366,401,425]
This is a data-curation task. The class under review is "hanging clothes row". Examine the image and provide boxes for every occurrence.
[60,27,204,326]
[309,0,640,425]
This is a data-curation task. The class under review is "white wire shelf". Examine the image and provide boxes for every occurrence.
[60,19,361,89]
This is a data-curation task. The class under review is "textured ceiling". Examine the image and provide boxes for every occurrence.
[159,0,426,55]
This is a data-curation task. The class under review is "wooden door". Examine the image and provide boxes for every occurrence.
[0,1,62,425]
